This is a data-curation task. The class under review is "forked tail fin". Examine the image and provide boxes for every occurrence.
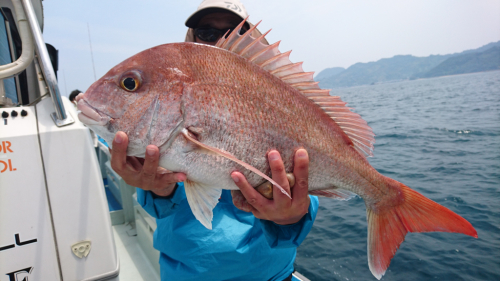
[366,181,477,279]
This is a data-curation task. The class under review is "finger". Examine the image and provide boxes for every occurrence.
[152,172,186,196]
[292,149,309,201]
[156,171,187,188]
[110,131,128,172]
[231,171,269,212]
[139,145,160,189]
[151,182,178,197]
[268,150,291,206]
[231,190,257,213]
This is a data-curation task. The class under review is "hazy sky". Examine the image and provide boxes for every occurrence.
[41,0,500,97]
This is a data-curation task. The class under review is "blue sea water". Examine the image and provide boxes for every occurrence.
[294,71,500,281]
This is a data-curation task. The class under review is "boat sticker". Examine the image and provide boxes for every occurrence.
[0,141,17,173]
[5,266,33,281]
[0,233,37,252]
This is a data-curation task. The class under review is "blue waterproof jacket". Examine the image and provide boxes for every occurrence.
[137,183,318,281]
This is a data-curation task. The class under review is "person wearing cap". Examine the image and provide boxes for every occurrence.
[109,1,318,280]
[184,0,268,46]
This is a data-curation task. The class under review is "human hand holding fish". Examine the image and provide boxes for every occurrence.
[231,149,311,225]
[109,131,186,197]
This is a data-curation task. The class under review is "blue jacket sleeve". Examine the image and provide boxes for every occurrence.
[136,183,187,219]
[259,195,319,248]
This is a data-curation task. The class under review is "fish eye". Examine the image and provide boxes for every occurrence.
[119,71,142,92]
[122,77,137,91]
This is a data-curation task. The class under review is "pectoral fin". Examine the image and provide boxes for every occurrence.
[181,128,291,199]
[184,179,222,230]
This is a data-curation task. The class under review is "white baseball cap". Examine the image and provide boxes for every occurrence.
[185,0,249,28]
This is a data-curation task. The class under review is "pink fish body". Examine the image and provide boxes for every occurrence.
[77,21,476,279]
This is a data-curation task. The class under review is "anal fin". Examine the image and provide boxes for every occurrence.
[184,179,222,230]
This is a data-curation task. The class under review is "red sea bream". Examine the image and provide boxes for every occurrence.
[76,20,477,279]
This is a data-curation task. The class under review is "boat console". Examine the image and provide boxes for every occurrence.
[0,1,119,280]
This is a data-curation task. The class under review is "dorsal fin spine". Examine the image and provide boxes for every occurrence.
[290,82,320,91]
[290,81,320,87]
[343,131,375,143]
[270,62,303,75]
[301,90,331,97]
[248,41,280,62]
[219,17,248,49]
[237,29,271,57]
[229,20,262,52]
[336,122,374,132]
[260,50,292,69]
[350,139,374,157]
[281,72,315,85]
[216,18,376,157]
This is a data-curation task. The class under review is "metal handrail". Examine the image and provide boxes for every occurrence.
[0,0,34,78]
[21,0,72,124]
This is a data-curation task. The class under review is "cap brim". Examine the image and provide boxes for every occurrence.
[185,7,246,28]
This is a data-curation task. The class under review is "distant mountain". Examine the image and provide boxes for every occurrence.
[418,47,500,78]
[318,55,451,88]
[317,41,500,89]
[459,41,500,55]
[314,67,345,81]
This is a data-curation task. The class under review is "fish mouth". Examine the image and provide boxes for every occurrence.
[77,98,111,126]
